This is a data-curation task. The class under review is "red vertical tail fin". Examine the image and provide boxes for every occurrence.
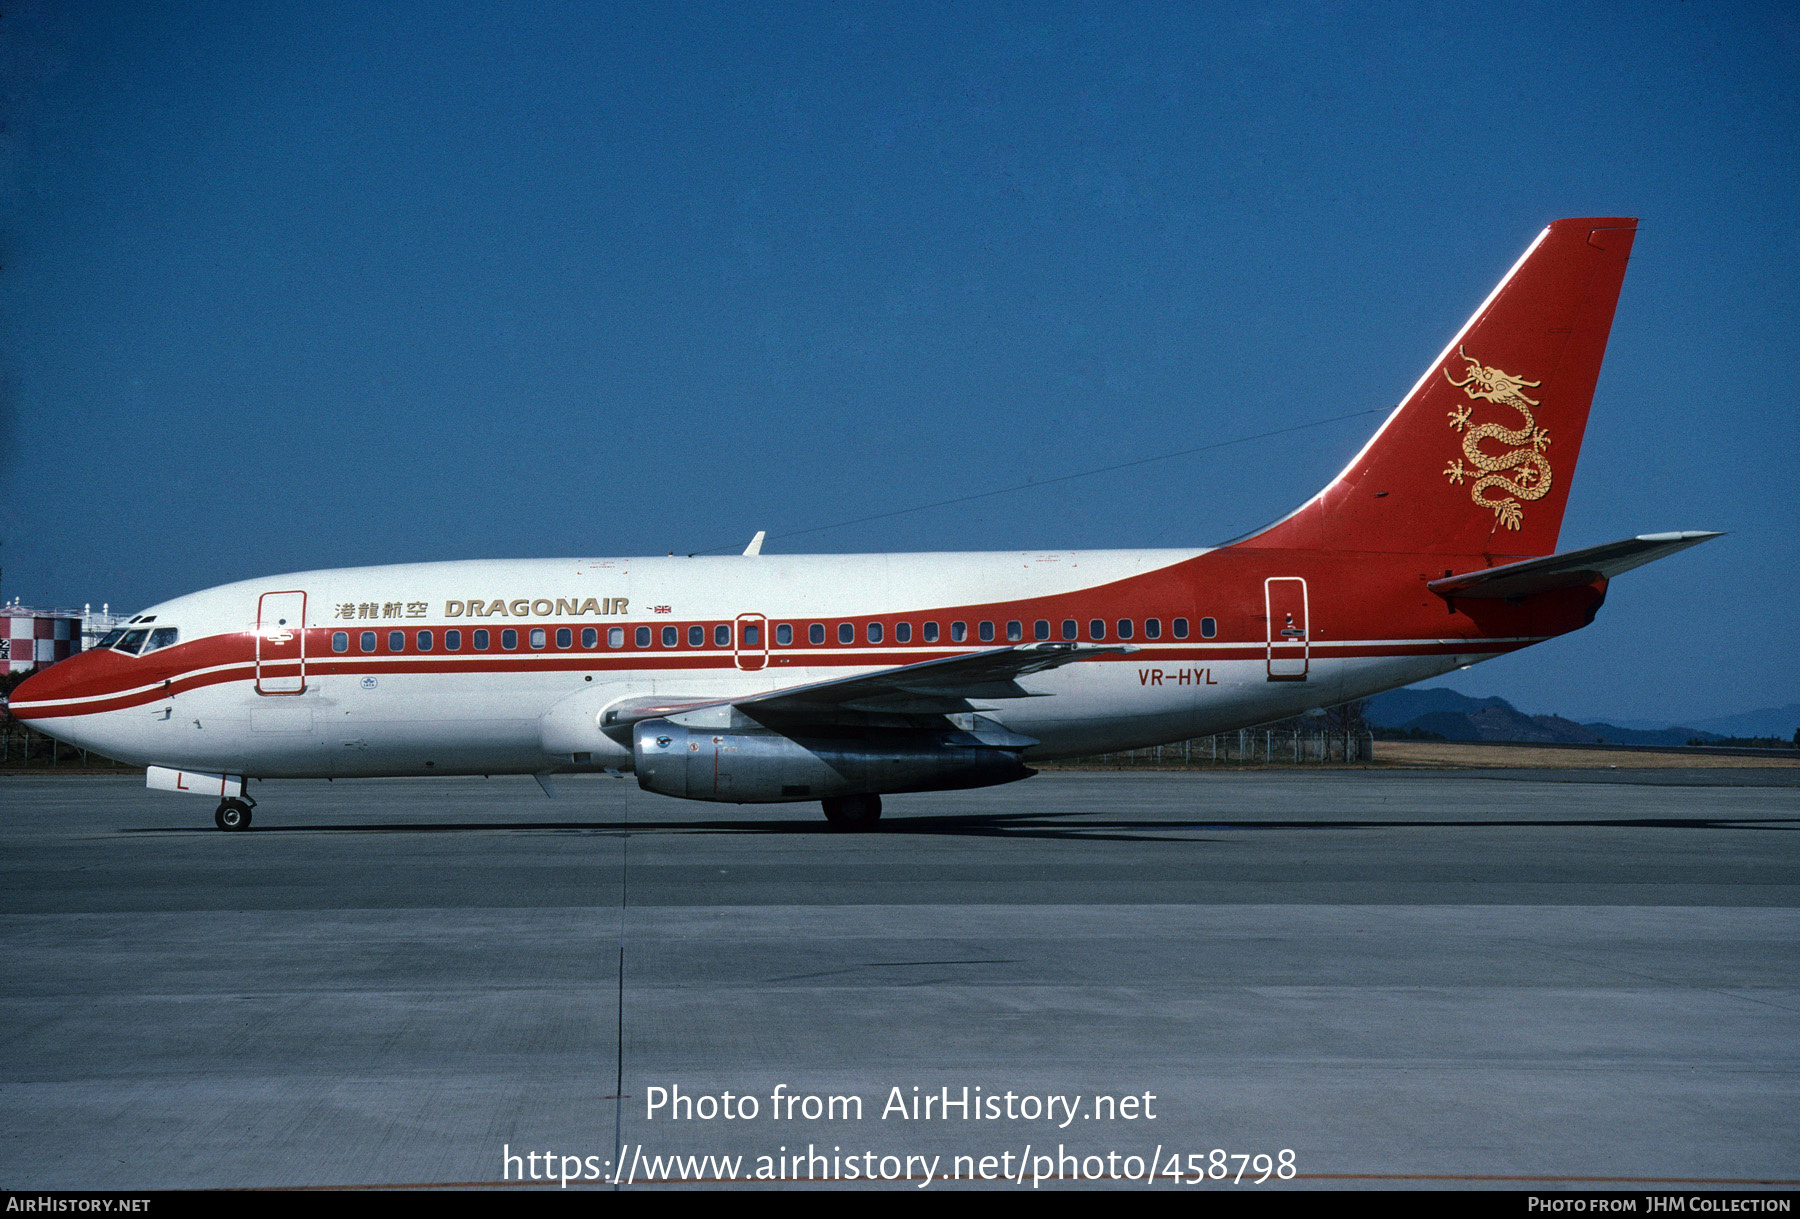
[1241,217,1637,557]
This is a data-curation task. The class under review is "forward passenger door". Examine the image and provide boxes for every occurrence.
[255,591,308,694]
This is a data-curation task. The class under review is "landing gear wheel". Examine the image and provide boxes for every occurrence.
[215,799,253,832]
[821,793,882,831]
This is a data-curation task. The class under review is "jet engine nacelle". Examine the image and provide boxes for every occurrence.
[631,717,1034,804]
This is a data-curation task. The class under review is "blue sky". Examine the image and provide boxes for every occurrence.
[2,1,1795,722]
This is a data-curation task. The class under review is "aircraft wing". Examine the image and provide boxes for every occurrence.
[1428,531,1721,600]
[599,642,1133,734]
[737,641,1134,716]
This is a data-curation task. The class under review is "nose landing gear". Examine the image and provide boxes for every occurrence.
[214,797,255,832]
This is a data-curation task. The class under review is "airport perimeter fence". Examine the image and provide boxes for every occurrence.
[0,723,131,770]
[1059,728,1377,768]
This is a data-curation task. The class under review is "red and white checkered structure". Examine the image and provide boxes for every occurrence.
[2,610,84,675]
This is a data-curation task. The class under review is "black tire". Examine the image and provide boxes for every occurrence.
[820,793,882,830]
[215,800,252,832]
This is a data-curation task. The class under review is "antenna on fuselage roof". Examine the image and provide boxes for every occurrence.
[743,531,766,556]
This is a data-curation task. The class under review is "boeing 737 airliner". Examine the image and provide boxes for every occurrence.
[9,217,1716,829]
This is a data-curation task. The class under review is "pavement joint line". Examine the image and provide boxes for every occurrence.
[612,780,629,1194]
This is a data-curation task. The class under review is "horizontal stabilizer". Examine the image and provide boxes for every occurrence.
[1428,531,1720,600]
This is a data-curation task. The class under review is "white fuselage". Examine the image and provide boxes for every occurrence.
[24,548,1485,785]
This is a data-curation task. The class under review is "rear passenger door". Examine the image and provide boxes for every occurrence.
[1264,578,1309,682]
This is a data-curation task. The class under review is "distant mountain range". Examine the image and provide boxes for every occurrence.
[1677,703,1800,739]
[1363,688,1800,747]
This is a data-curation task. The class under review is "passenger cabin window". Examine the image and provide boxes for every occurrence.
[688,625,704,647]
[446,630,463,651]
[556,628,572,648]
[776,623,792,646]
[530,628,547,649]
[1034,620,1050,641]
[743,624,759,646]
[636,626,651,647]
[417,630,433,651]
[502,629,518,649]
[1116,619,1134,640]
[1090,619,1105,640]
[473,629,490,650]
[1005,620,1022,641]
[360,631,377,653]
[837,623,853,644]
[607,627,623,648]
[867,622,883,643]
[1145,619,1161,640]
[662,626,678,647]
[979,621,995,642]
[332,631,349,653]
[950,621,967,642]
[895,622,911,643]
[1200,617,1217,639]
[923,622,939,643]
[578,628,595,648]
[1061,620,1077,641]
[715,624,731,647]
[388,631,405,651]
[115,629,149,655]
[1172,618,1189,640]
[144,627,179,653]
[809,624,825,645]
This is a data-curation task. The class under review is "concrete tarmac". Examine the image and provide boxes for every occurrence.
[2,769,1796,1190]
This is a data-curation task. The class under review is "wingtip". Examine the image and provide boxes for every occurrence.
[1634,530,1724,543]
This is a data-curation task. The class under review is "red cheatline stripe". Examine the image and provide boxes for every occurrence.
[10,637,1531,721]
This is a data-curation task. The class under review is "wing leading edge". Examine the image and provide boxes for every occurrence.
[599,641,1134,738]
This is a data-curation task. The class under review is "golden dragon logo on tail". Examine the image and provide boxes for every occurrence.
[1441,346,1551,531]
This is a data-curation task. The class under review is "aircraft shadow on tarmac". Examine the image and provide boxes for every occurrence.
[121,809,1800,843]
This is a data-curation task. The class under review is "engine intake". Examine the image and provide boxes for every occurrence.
[632,718,1034,804]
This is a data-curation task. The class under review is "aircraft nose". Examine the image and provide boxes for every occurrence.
[8,649,96,718]
[11,663,59,707]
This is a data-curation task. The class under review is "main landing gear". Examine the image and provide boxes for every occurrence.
[821,793,882,831]
[214,797,255,832]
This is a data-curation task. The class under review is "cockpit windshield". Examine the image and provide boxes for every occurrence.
[96,629,126,649]
[142,627,179,654]
[114,629,149,655]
